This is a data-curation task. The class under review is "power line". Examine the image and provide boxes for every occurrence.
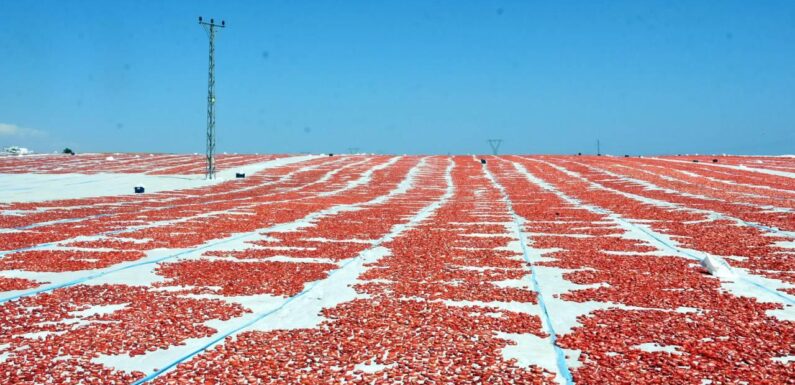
[487,139,503,155]
[199,16,225,179]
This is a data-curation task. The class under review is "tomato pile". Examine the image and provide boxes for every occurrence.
[0,277,43,291]
[0,154,792,384]
[522,156,795,287]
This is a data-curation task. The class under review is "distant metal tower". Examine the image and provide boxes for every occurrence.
[597,139,601,156]
[199,16,225,179]
[487,139,503,155]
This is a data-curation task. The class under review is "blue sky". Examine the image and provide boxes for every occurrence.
[1,1,794,155]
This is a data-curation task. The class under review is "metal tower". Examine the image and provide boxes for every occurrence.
[487,139,503,155]
[597,139,601,156]
[199,16,225,179]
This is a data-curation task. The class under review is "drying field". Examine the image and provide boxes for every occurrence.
[0,153,793,384]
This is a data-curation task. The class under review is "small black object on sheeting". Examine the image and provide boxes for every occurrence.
[693,160,699,163]
[712,159,718,163]
[480,159,487,164]
[624,155,629,157]
[134,186,145,194]
[236,172,245,178]
[577,152,582,156]
[328,153,334,156]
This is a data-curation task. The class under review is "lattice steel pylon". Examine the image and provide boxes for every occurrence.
[199,16,225,179]
[487,139,503,155]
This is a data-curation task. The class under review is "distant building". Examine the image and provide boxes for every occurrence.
[1,146,33,156]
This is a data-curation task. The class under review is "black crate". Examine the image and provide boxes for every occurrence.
[134,186,145,194]
[236,172,245,178]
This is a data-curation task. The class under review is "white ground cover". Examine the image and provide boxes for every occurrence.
[0,154,321,202]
